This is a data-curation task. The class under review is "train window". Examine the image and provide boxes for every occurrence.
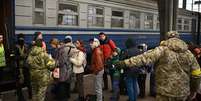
[156,16,160,29]
[144,13,153,29]
[35,0,44,9]
[177,18,182,23]
[33,11,45,24]
[177,25,182,31]
[58,14,78,25]
[111,18,123,27]
[58,3,78,26]
[33,0,45,25]
[111,10,124,28]
[96,8,103,15]
[129,12,140,29]
[184,19,190,24]
[88,6,104,27]
[88,6,103,15]
[183,19,190,31]
[112,11,123,17]
[59,4,77,13]
[177,18,182,31]
[184,25,189,31]
[88,16,104,27]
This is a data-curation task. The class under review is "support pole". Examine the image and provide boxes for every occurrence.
[195,0,201,45]
[197,12,200,45]
[157,0,178,41]
[183,0,187,9]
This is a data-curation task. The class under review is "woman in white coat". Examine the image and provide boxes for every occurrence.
[70,39,86,101]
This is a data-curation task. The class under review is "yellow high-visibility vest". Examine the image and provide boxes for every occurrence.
[0,44,6,67]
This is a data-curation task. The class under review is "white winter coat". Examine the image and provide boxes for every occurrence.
[70,50,86,74]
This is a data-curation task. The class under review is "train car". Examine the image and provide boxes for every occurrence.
[0,0,197,97]
[15,0,198,50]
[0,0,198,98]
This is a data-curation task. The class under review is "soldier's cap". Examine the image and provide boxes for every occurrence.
[165,31,180,39]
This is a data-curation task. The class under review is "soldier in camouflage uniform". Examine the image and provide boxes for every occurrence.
[27,39,55,101]
[15,33,30,101]
[115,31,201,101]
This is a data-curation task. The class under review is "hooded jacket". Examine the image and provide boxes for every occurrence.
[123,38,201,97]
[27,46,55,71]
[27,46,55,85]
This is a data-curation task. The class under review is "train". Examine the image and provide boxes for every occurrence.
[15,0,198,49]
[0,0,199,96]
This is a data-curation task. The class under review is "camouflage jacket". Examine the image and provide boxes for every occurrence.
[27,46,55,83]
[15,44,29,83]
[123,38,201,97]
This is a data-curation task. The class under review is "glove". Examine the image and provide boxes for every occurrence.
[114,61,126,69]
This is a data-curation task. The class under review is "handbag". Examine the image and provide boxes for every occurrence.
[53,68,59,78]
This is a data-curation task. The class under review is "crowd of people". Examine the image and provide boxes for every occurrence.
[0,31,201,101]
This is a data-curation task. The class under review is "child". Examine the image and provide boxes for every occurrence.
[107,48,121,101]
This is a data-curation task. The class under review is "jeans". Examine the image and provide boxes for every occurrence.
[95,69,104,101]
[125,76,138,101]
[111,79,120,101]
[137,74,147,98]
[103,70,108,90]
[150,72,156,96]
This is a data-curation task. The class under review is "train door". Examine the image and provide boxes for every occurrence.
[0,0,17,92]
